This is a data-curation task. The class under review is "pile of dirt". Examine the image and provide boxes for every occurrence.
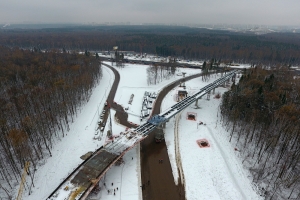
[197,139,210,148]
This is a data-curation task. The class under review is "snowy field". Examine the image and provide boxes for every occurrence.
[99,53,205,66]
[107,62,201,125]
[99,52,254,69]
[20,66,114,200]
[90,62,202,200]
[19,62,198,200]
[229,64,251,69]
[88,143,142,200]
[18,60,261,200]
[162,74,263,200]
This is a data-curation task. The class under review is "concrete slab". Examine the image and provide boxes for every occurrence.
[71,150,118,187]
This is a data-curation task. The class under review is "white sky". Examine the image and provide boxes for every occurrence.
[0,0,299,26]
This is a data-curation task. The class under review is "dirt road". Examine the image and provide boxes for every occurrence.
[103,62,202,200]
[103,63,137,129]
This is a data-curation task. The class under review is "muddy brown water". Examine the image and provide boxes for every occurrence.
[141,73,203,200]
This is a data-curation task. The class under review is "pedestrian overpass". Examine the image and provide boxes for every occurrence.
[47,70,239,200]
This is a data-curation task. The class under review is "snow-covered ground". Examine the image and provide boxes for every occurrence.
[99,52,254,68]
[19,62,198,200]
[107,62,201,125]
[88,144,142,200]
[19,60,260,200]
[162,74,263,200]
[229,64,251,69]
[99,53,205,66]
[20,66,114,200]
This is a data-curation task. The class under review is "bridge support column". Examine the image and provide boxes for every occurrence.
[226,79,230,87]
[162,122,166,128]
[231,74,236,84]
[207,91,211,100]
[195,98,199,108]
[158,122,166,129]
[212,88,215,95]
[107,130,112,138]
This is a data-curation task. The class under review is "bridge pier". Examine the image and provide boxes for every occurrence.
[212,88,215,95]
[207,91,211,100]
[226,79,230,87]
[156,122,166,129]
[195,98,199,108]
[182,72,186,88]
[231,73,236,83]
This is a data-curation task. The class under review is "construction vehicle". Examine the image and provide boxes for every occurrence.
[16,161,30,200]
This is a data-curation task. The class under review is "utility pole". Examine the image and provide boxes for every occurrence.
[182,72,186,88]
[108,107,113,139]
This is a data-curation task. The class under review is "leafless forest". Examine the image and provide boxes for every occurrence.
[220,67,300,199]
[146,63,177,85]
[0,46,102,198]
[1,26,300,65]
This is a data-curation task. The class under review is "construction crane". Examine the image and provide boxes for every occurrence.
[16,161,30,200]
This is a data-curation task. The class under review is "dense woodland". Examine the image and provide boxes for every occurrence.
[0,46,102,198]
[220,67,300,199]
[1,26,300,65]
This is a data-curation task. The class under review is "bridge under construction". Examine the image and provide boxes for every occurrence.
[47,69,239,200]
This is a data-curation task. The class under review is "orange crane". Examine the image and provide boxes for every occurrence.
[16,161,30,200]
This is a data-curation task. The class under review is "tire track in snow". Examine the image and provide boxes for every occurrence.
[205,126,247,200]
[174,111,185,186]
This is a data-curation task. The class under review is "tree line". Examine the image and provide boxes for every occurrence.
[146,63,177,85]
[1,26,300,65]
[220,66,300,199]
[0,46,102,198]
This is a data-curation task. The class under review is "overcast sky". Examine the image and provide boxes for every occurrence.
[0,0,299,26]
